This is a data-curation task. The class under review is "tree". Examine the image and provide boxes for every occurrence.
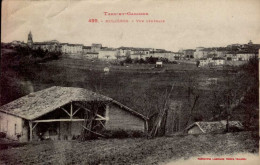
[196,61,200,67]
[208,61,257,132]
[125,50,131,58]
[139,58,145,64]
[125,56,132,63]
[115,51,121,60]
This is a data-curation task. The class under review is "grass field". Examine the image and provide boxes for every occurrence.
[0,52,253,130]
[0,131,258,164]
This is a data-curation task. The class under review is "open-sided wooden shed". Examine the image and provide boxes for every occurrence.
[185,121,244,134]
[0,86,148,142]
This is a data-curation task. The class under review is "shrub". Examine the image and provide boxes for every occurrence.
[125,57,132,63]
[100,130,145,139]
[139,58,146,64]
[0,132,6,138]
[112,130,129,138]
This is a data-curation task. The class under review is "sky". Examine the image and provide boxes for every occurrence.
[2,0,260,51]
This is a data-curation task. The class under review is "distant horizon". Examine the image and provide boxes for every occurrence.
[2,0,260,51]
[4,33,257,52]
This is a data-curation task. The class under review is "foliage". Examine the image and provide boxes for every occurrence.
[146,56,158,64]
[196,61,200,67]
[1,45,62,68]
[124,56,132,63]
[100,130,146,139]
[208,57,259,132]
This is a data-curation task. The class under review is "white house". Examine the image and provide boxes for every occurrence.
[61,44,83,54]
[99,48,120,60]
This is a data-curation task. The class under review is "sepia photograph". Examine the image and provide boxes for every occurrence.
[1,0,259,164]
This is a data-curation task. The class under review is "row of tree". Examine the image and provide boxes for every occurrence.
[123,56,174,64]
[2,45,62,68]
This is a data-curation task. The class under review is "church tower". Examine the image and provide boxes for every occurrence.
[27,31,33,47]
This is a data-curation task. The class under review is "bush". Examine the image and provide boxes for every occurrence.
[125,57,132,63]
[112,130,129,138]
[139,58,146,64]
[100,130,145,139]
[146,56,158,64]
[0,132,6,138]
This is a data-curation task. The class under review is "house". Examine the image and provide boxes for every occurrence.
[151,50,172,59]
[26,32,61,52]
[99,48,119,60]
[0,86,148,142]
[225,53,237,61]
[118,47,151,57]
[199,58,209,67]
[211,57,225,65]
[130,54,145,60]
[131,48,150,56]
[91,43,102,53]
[199,57,225,67]
[171,52,182,60]
[10,40,27,47]
[33,40,61,52]
[194,47,206,59]
[236,53,256,61]
[118,47,132,56]
[82,52,98,59]
[185,121,243,134]
[61,43,83,54]
[82,46,92,53]
[155,61,163,67]
[182,49,195,59]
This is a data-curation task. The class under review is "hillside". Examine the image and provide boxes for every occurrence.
[1,46,258,133]
[0,131,258,164]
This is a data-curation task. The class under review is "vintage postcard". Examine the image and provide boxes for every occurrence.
[1,0,259,164]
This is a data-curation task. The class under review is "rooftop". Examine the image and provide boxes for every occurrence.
[83,46,91,49]
[0,86,148,121]
[0,86,111,120]
[186,121,243,133]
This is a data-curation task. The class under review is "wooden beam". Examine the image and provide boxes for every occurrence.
[75,103,107,120]
[29,121,33,141]
[32,123,38,130]
[61,107,71,117]
[75,104,91,112]
[105,104,110,120]
[99,120,105,128]
[81,124,105,137]
[72,107,81,116]
[96,114,106,120]
[70,102,73,119]
[32,119,86,123]
[95,118,108,121]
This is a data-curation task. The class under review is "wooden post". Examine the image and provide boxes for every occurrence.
[70,102,73,139]
[70,102,73,120]
[145,120,148,133]
[29,121,33,141]
[105,104,109,121]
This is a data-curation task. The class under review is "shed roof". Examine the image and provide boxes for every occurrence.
[0,86,148,121]
[0,86,111,120]
[185,121,243,133]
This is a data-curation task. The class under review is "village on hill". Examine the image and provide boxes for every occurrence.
[6,31,260,68]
